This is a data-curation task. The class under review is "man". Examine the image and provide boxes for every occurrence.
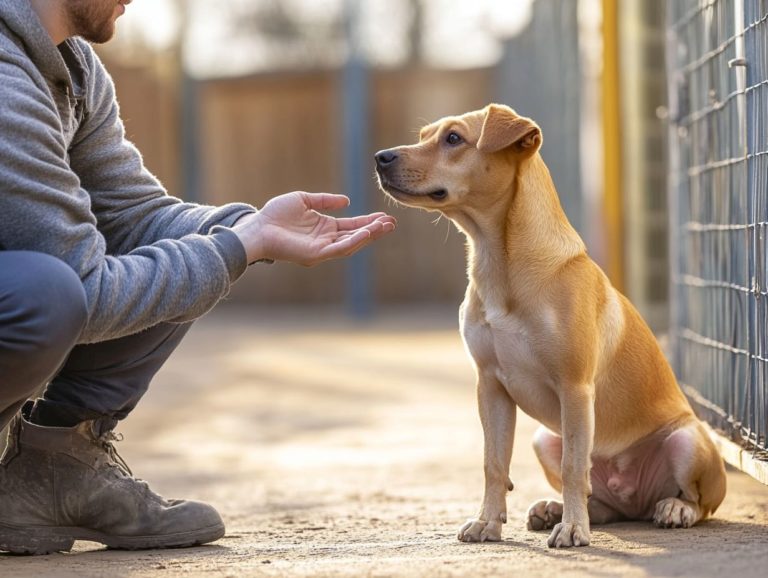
[0,0,396,554]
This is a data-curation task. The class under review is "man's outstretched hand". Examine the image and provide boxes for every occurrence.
[231,192,397,266]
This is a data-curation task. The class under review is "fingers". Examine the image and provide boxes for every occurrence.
[300,192,351,212]
[317,218,395,261]
[317,229,371,261]
[336,213,397,231]
[299,194,397,229]
[336,220,394,245]
[367,217,396,240]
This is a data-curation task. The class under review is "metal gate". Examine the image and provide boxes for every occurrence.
[667,0,768,478]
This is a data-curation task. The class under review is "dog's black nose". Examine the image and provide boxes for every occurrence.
[375,149,399,168]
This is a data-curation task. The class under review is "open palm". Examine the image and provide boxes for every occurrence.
[234,192,396,266]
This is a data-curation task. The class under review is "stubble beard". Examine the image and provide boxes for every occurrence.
[65,0,118,44]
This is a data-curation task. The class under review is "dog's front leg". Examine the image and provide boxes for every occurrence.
[547,385,594,548]
[458,372,516,543]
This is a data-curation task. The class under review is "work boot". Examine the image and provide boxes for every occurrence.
[0,403,225,554]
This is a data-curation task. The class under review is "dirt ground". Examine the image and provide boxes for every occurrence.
[2,305,768,578]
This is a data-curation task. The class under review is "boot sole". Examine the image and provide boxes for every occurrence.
[0,520,225,555]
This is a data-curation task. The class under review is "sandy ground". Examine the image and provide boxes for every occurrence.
[2,305,768,578]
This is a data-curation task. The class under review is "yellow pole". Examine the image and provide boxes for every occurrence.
[602,0,624,292]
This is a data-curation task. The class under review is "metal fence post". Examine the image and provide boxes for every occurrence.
[343,0,373,318]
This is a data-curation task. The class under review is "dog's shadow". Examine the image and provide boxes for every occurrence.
[481,518,766,577]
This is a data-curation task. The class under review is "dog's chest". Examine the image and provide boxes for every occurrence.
[463,303,561,426]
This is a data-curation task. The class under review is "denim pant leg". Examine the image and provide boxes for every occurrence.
[34,320,194,429]
[0,252,88,432]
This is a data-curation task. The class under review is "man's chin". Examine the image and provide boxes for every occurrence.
[70,11,117,44]
[81,25,116,44]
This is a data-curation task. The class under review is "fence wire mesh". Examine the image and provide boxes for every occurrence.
[668,0,768,458]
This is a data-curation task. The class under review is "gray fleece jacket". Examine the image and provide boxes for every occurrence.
[0,0,256,344]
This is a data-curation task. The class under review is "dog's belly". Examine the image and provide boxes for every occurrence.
[590,435,680,520]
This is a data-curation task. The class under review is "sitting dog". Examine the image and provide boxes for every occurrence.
[374,104,726,548]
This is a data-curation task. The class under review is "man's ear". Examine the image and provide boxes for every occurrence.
[477,104,542,155]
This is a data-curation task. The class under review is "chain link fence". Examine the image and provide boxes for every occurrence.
[667,0,768,463]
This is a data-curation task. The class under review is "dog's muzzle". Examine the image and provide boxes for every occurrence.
[374,149,448,202]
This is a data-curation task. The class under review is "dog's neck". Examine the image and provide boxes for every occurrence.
[450,154,585,300]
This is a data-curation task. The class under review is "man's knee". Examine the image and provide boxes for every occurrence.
[0,252,88,385]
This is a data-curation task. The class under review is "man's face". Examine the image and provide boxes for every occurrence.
[64,0,128,44]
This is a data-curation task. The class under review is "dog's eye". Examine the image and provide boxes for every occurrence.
[446,132,463,146]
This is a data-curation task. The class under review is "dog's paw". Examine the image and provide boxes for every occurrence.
[526,499,564,531]
[653,497,697,528]
[457,516,503,543]
[547,522,591,548]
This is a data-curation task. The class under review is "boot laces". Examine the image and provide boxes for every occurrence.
[94,431,156,496]
[98,431,134,477]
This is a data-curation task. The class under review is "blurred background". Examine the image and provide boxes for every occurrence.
[99,0,669,328]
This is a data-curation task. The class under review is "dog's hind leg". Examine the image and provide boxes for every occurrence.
[527,426,624,530]
[532,425,564,492]
[653,422,726,528]
[528,497,625,530]
[526,426,565,530]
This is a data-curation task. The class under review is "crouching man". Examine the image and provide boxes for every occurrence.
[0,0,395,554]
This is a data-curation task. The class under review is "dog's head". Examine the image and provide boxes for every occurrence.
[375,104,542,213]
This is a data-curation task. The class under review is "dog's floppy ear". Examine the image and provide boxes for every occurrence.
[477,104,542,155]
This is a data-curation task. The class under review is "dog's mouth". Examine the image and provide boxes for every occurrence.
[378,178,448,203]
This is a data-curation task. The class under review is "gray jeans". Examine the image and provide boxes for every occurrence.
[0,251,191,432]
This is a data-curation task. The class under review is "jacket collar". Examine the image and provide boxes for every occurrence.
[0,0,88,98]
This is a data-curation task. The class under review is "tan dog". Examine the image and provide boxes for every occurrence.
[374,104,726,548]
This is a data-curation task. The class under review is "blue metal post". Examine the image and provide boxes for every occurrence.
[342,0,373,318]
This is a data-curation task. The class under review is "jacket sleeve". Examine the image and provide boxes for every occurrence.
[0,49,249,344]
[68,41,256,256]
